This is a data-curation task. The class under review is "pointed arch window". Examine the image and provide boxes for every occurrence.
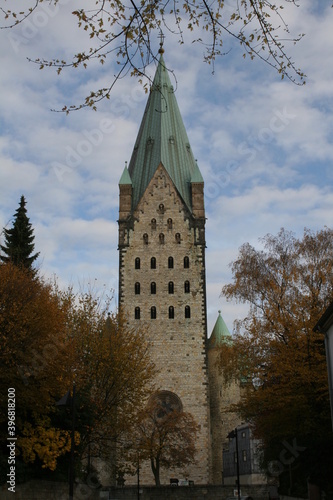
[151,282,156,295]
[135,307,140,320]
[168,256,174,269]
[168,282,174,294]
[184,256,189,269]
[151,257,156,269]
[169,306,175,319]
[135,257,140,270]
[185,306,191,319]
[151,306,157,319]
[135,282,140,295]
[184,281,190,293]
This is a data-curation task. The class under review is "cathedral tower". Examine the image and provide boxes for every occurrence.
[118,49,210,484]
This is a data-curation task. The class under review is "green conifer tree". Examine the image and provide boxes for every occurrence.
[0,195,39,270]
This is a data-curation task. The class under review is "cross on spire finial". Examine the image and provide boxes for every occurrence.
[158,30,165,54]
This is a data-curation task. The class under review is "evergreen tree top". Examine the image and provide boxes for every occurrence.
[0,195,40,271]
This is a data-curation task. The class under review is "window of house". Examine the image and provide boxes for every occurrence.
[184,256,189,268]
[151,282,156,294]
[167,218,173,230]
[159,233,165,244]
[185,306,191,319]
[151,306,157,319]
[143,233,148,244]
[151,257,156,269]
[135,282,140,295]
[168,282,174,294]
[168,256,174,269]
[135,307,140,319]
[151,218,156,230]
[169,306,174,319]
[159,203,165,213]
[242,450,247,462]
[135,257,140,270]
[175,233,181,244]
[184,281,190,293]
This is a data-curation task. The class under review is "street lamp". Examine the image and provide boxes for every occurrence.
[227,427,241,500]
[56,382,76,500]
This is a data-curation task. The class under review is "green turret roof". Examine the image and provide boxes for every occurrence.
[127,52,201,211]
[119,164,132,185]
[209,310,232,348]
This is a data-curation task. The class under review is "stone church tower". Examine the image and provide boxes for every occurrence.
[118,48,237,485]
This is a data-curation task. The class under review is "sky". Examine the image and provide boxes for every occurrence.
[0,0,332,335]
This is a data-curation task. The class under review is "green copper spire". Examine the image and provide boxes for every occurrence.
[209,310,232,348]
[127,53,200,211]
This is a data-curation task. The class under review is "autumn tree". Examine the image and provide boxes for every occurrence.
[0,1,306,111]
[133,394,199,485]
[0,262,75,478]
[221,227,333,496]
[0,195,39,272]
[62,290,156,482]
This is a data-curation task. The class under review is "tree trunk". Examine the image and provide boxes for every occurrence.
[151,457,160,486]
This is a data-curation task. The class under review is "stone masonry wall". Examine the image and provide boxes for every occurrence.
[118,164,210,485]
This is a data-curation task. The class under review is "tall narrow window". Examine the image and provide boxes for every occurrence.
[168,256,174,269]
[184,281,190,293]
[185,306,191,319]
[143,233,148,244]
[151,282,156,294]
[175,233,181,244]
[135,257,140,270]
[151,257,156,269]
[135,307,140,319]
[184,256,189,269]
[169,306,174,319]
[167,218,173,230]
[159,233,165,244]
[159,203,165,213]
[151,218,156,230]
[151,306,157,319]
[135,282,140,295]
[168,282,174,294]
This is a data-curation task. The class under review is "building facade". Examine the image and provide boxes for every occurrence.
[118,48,241,485]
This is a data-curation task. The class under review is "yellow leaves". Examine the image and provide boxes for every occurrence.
[18,418,77,471]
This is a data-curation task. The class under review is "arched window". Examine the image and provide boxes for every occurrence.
[143,233,148,244]
[169,306,175,319]
[175,233,181,244]
[167,218,173,230]
[159,233,165,244]
[135,307,140,320]
[184,281,190,293]
[135,257,140,270]
[168,282,174,294]
[185,306,191,319]
[168,256,174,269]
[151,282,156,294]
[151,257,156,269]
[184,256,189,269]
[151,306,157,319]
[159,203,165,213]
[135,282,140,295]
[151,218,156,230]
